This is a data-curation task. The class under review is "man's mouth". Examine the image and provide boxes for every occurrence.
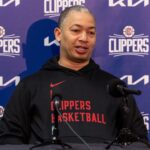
[75,46,88,54]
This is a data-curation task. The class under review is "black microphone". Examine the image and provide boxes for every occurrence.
[53,95,93,150]
[29,95,72,150]
[107,79,142,97]
[52,95,60,142]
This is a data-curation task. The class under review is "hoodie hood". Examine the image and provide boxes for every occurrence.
[42,56,100,78]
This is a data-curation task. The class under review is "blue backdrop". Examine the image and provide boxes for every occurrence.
[0,0,150,139]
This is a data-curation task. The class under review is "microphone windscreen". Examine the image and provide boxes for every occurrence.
[107,79,127,97]
[52,94,62,101]
[52,94,62,108]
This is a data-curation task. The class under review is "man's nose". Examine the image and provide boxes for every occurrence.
[79,31,88,42]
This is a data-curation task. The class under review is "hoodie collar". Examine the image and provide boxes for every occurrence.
[42,56,100,75]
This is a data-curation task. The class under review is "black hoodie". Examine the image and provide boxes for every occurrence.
[0,57,147,144]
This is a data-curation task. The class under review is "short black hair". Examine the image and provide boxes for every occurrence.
[58,5,95,28]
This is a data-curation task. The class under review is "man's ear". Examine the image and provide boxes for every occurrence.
[54,27,61,42]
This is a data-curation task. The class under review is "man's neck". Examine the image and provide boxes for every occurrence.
[58,58,89,71]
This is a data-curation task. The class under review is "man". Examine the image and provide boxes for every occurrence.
[0,6,147,144]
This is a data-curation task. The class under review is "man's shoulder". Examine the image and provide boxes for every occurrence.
[18,70,47,87]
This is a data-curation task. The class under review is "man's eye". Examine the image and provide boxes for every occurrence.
[89,31,95,35]
[71,29,80,33]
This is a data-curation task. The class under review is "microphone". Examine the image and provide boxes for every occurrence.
[52,94,62,144]
[29,95,72,150]
[53,95,61,108]
[105,79,150,150]
[53,95,93,150]
[107,79,142,97]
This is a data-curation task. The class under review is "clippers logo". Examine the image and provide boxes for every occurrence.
[123,26,135,38]
[141,112,149,131]
[120,75,149,85]
[0,0,20,7]
[44,37,60,47]
[0,106,4,118]
[44,0,85,18]
[109,26,149,57]
[0,26,21,58]
[0,76,20,88]
[109,0,150,7]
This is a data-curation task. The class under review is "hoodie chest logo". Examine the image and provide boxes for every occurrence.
[50,80,65,88]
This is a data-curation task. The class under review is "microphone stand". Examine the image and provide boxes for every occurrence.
[106,92,150,149]
[51,96,72,148]
[30,96,72,150]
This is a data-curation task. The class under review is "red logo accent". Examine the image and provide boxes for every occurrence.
[50,80,65,88]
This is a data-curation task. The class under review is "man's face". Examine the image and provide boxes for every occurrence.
[55,10,96,63]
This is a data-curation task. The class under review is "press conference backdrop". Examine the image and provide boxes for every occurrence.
[0,0,150,140]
